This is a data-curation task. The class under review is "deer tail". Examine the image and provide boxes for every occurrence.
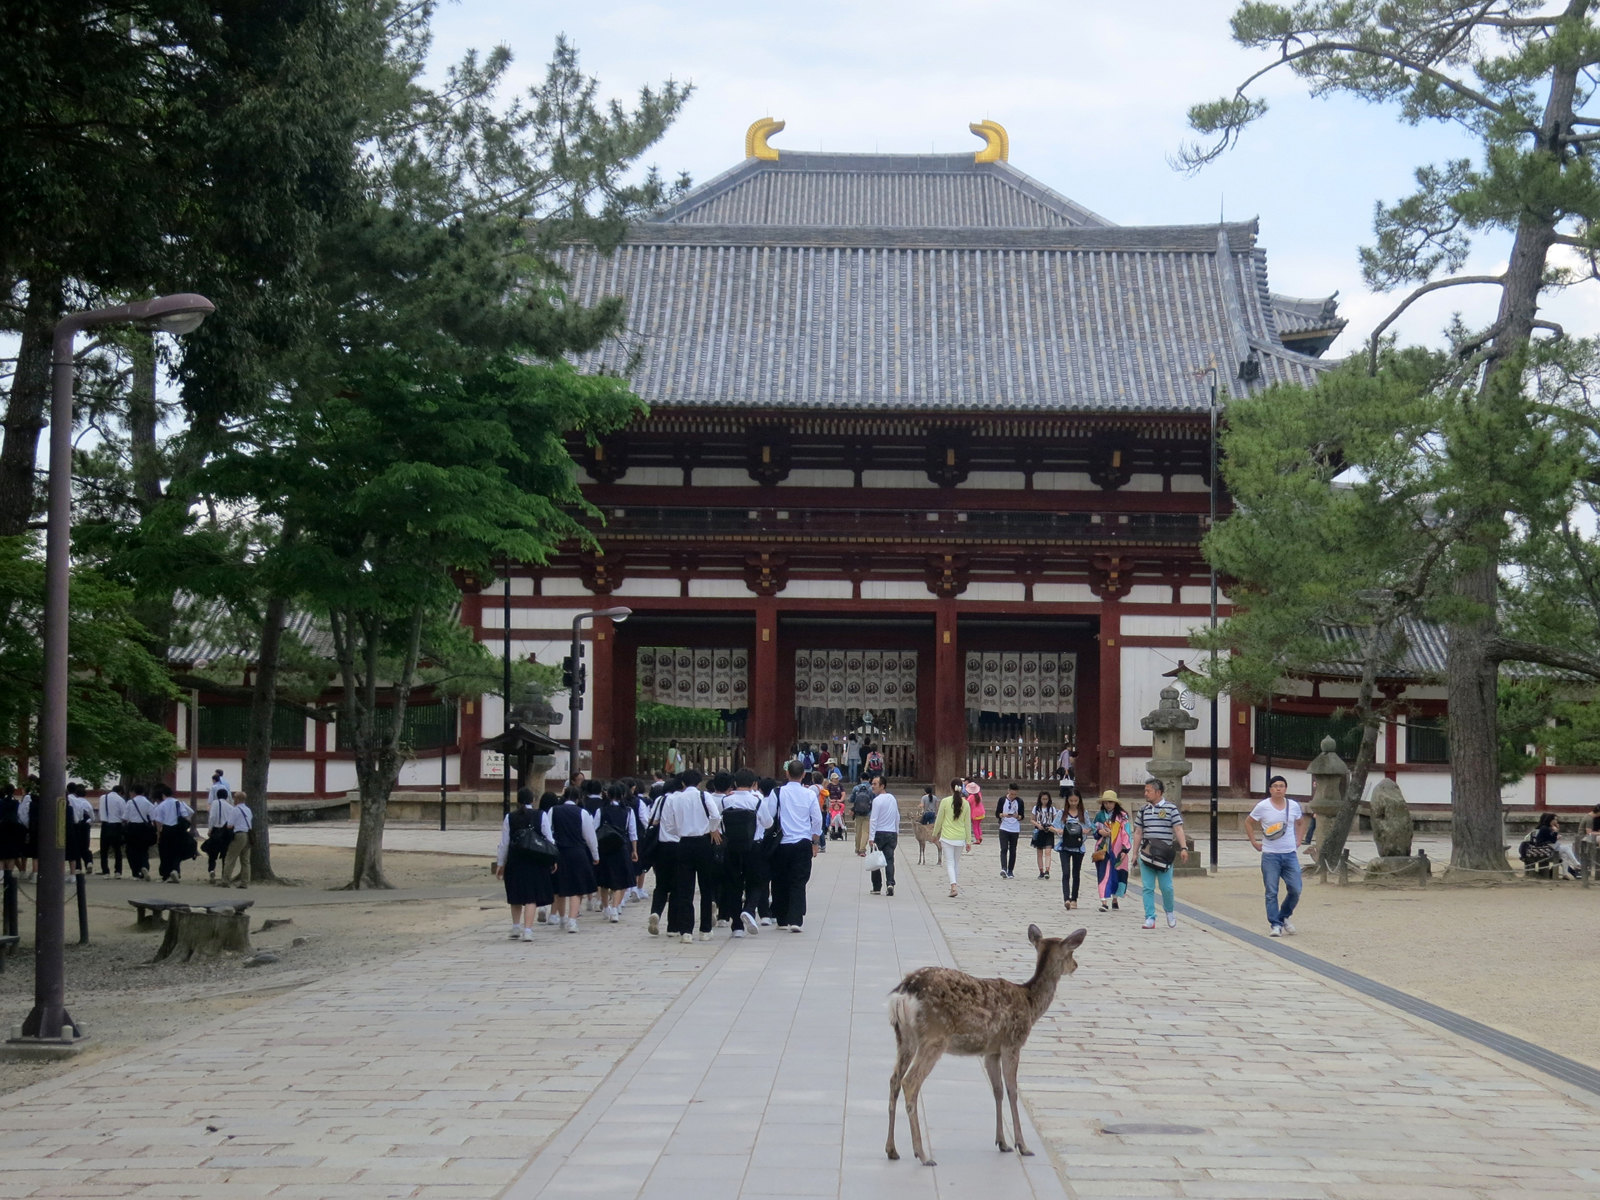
[887,986,916,1035]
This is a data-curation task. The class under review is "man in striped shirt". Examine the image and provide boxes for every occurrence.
[1129,778,1189,930]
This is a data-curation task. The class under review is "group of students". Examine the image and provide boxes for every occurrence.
[495,759,912,943]
[0,771,253,886]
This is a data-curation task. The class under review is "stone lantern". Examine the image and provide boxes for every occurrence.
[1306,735,1348,868]
[1141,685,1201,873]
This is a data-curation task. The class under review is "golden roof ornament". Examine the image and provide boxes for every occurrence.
[745,117,784,160]
[969,119,1009,163]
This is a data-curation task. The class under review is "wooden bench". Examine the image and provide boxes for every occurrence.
[130,898,252,931]
[0,933,17,971]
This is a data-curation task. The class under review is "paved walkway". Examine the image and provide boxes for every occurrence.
[2,831,1598,1199]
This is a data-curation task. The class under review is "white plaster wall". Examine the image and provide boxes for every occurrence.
[1399,685,1448,701]
[268,760,316,794]
[688,579,755,598]
[1124,473,1164,492]
[614,466,681,486]
[1179,586,1215,605]
[1545,774,1593,806]
[1171,475,1210,493]
[782,579,853,599]
[574,464,596,485]
[540,577,594,596]
[1502,775,1537,806]
[1252,765,1313,796]
[956,471,1026,490]
[1400,773,1452,806]
[693,468,757,487]
[861,580,930,600]
[777,469,854,488]
[1121,614,1202,639]
[1320,684,1363,700]
[1034,471,1094,490]
[398,754,460,786]
[326,761,358,793]
[299,718,315,753]
[1033,583,1096,603]
[1120,645,1228,749]
[964,582,1026,602]
[1120,757,1231,790]
[861,469,936,489]
[611,578,682,598]
[481,607,593,634]
[1123,585,1170,604]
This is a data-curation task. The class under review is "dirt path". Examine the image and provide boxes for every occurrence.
[0,846,501,1095]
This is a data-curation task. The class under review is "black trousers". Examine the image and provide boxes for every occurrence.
[205,829,234,873]
[126,826,153,877]
[998,830,1020,875]
[651,841,679,917]
[157,826,187,880]
[870,831,898,892]
[720,843,765,921]
[99,823,125,874]
[771,840,814,928]
[669,834,718,934]
[1061,851,1084,902]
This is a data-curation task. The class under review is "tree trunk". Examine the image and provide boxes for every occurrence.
[153,906,253,962]
[243,591,291,883]
[349,765,394,889]
[1317,718,1381,875]
[0,274,62,538]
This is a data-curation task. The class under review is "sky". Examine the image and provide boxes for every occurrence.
[426,0,1599,357]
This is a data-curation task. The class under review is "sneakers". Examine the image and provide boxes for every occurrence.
[870,889,881,896]
[886,886,894,897]
[535,907,548,924]
[509,924,524,940]
[679,933,693,944]
[565,918,579,933]
[1142,917,1156,929]
[759,917,775,927]
[695,931,712,943]
[788,924,803,933]
[1269,924,1283,937]
[1281,920,1296,935]
[1038,871,1046,879]
[648,912,659,936]
[733,928,746,938]
[1166,912,1177,929]
[521,928,535,942]
[740,912,759,935]
[607,907,620,924]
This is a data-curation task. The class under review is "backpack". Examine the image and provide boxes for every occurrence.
[850,782,874,817]
[1060,815,1085,850]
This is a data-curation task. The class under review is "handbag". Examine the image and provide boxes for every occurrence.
[1140,838,1178,870]
[1091,839,1107,863]
[864,847,887,871]
[510,814,559,863]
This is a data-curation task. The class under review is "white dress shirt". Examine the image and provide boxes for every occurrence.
[209,796,235,830]
[718,788,773,844]
[68,795,97,825]
[776,781,824,844]
[152,797,194,826]
[230,801,254,833]
[869,790,900,836]
[127,793,155,823]
[661,786,721,840]
[99,790,127,823]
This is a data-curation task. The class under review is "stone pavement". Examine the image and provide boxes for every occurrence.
[1,829,1597,1198]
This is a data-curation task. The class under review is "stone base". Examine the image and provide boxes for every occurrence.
[2,1033,89,1061]
[1363,856,1430,886]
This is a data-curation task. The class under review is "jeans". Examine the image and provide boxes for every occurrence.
[1141,861,1175,919]
[870,831,897,891]
[998,829,1019,875]
[1261,851,1302,927]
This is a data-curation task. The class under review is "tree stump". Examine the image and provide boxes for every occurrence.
[152,906,253,963]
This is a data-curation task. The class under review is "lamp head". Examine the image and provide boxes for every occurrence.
[134,293,215,336]
[597,606,632,623]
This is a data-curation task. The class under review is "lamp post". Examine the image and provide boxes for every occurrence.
[1207,366,1221,876]
[10,293,214,1053]
[502,563,512,817]
[569,608,631,787]
[189,659,209,811]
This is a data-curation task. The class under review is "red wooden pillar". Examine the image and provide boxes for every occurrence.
[1097,601,1121,791]
[933,599,964,790]
[459,591,484,788]
[1384,693,1399,781]
[1229,698,1252,798]
[748,597,779,774]
[609,623,638,777]
[590,616,616,777]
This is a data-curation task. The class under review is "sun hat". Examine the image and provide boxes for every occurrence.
[1100,789,1119,803]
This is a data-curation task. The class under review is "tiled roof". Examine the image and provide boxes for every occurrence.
[168,601,334,667]
[558,223,1328,413]
[1314,617,1566,681]
[654,152,1113,229]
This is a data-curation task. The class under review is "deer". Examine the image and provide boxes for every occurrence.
[914,816,941,865]
[886,924,1087,1166]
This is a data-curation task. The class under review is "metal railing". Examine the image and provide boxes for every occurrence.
[637,737,745,777]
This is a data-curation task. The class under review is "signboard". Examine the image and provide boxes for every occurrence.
[480,750,505,780]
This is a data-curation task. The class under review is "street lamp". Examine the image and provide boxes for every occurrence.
[189,659,210,810]
[9,293,214,1055]
[569,608,631,786]
[1206,366,1221,876]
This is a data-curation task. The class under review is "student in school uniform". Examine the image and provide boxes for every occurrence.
[548,787,599,933]
[64,784,96,875]
[770,759,823,932]
[124,787,157,881]
[646,780,675,936]
[719,767,773,937]
[203,789,236,882]
[152,785,195,883]
[594,782,637,923]
[97,783,127,877]
[221,793,254,888]
[0,784,26,871]
[659,769,722,943]
[496,787,552,941]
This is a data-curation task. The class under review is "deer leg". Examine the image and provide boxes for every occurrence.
[983,1053,1010,1151]
[887,1025,913,1160]
[1002,1047,1032,1156]
[901,1040,946,1166]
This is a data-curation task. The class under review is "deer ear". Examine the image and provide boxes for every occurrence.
[1064,927,1087,949]
[1027,923,1042,946]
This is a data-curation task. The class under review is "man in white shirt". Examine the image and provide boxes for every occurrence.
[718,767,773,937]
[124,787,157,880]
[771,759,823,932]
[221,793,254,889]
[152,785,195,883]
[659,769,721,943]
[65,784,96,874]
[204,789,236,881]
[1246,775,1308,937]
[868,774,901,897]
[98,785,127,877]
[206,770,231,820]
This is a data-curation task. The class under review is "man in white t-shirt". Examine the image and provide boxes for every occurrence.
[1246,775,1308,937]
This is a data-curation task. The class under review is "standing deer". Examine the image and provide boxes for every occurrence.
[886,924,1087,1165]
[914,816,941,865]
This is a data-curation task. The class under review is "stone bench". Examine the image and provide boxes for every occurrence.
[130,898,252,931]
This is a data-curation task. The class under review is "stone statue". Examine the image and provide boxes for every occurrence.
[1368,778,1414,858]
